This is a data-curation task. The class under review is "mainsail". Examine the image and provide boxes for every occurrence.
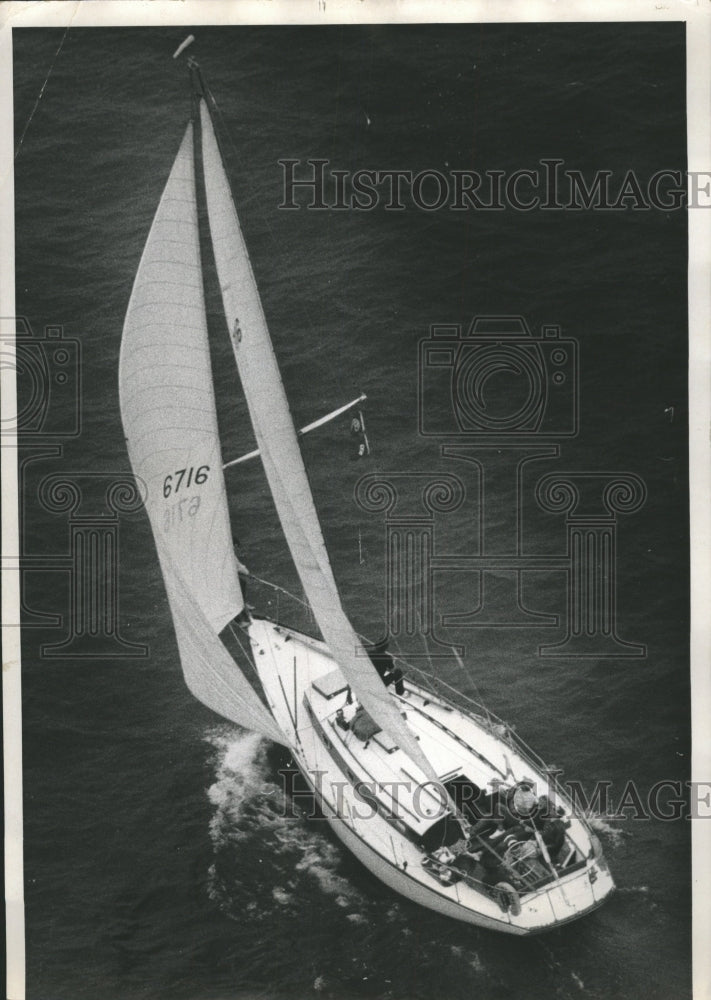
[199,100,438,780]
[119,124,284,744]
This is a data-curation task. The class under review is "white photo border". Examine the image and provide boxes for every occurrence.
[2,3,708,998]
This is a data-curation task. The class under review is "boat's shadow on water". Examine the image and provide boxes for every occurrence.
[203,733,625,1000]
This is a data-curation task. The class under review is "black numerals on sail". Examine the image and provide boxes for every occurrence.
[162,466,210,532]
[163,465,210,498]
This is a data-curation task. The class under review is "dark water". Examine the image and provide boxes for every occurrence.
[14,23,689,1000]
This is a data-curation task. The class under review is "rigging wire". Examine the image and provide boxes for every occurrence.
[250,573,310,610]
[228,621,264,682]
[250,574,499,731]
[15,27,70,161]
[207,89,324,353]
[453,645,493,731]
[245,571,578,813]
[204,75,361,414]
[230,575,581,831]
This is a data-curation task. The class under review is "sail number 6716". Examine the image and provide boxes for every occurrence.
[163,465,210,498]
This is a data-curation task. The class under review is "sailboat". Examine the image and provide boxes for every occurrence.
[118,52,615,935]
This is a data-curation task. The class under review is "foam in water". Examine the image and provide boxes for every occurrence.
[272,886,293,906]
[204,724,365,912]
[586,812,627,848]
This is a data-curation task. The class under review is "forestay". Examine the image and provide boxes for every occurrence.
[119,124,283,743]
[161,545,285,744]
[199,100,438,781]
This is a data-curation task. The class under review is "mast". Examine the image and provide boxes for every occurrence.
[195,71,439,783]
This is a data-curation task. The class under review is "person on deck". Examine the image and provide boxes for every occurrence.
[366,637,405,696]
[468,782,539,841]
[539,816,567,861]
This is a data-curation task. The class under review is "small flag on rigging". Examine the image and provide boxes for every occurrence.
[350,408,370,459]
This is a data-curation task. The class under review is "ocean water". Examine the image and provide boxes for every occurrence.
[13,23,689,1000]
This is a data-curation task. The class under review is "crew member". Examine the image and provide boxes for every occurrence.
[366,637,405,696]
[469,781,539,840]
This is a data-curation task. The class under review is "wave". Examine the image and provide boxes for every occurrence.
[585,812,627,848]
[203,725,365,915]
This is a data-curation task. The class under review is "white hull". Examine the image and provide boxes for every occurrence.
[120,72,614,941]
[301,764,610,935]
[246,616,615,935]
[321,796,610,935]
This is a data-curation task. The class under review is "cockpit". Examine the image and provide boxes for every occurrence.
[419,772,587,911]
